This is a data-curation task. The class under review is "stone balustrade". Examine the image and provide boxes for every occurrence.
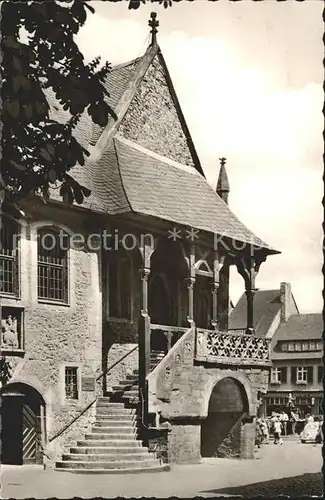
[195,328,270,366]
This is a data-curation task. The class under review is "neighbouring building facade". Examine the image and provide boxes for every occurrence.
[229,282,323,419]
[0,16,279,472]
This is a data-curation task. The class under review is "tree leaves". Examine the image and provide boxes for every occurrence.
[1,0,117,206]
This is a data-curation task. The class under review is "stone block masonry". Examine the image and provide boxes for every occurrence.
[148,327,269,463]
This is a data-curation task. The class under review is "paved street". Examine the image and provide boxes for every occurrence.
[1,440,322,498]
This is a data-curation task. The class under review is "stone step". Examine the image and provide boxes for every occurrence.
[115,379,138,387]
[94,420,138,428]
[95,414,137,422]
[96,407,137,415]
[70,446,149,455]
[77,439,143,447]
[96,401,125,407]
[85,433,138,441]
[91,426,137,435]
[123,390,138,396]
[62,453,155,462]
[55,464,170,474]
[125,375,139,381]
[56,459,160,470]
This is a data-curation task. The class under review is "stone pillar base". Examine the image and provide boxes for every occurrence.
[168,419,202,464]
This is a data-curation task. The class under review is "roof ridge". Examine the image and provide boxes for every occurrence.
[92,43,158,158]
[110,57,143,72]
[114,135,201,176]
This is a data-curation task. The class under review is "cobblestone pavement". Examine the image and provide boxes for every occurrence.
[1,440,322,498]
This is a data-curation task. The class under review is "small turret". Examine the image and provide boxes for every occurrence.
[216,157,230,205]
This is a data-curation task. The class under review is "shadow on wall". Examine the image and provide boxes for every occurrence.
[201,411,242,458]
[201,377,248,458]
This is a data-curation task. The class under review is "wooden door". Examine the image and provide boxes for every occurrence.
[22,404,38,464]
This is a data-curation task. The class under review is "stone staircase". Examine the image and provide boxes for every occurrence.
[55,350,168,474]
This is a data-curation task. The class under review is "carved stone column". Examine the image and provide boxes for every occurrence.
[235,247,266,335]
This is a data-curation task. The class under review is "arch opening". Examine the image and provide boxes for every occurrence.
[201,377,249,458]
[1,382,46,465]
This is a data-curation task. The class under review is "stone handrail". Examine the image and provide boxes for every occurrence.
[195,328,270,365]
[147,325,195,415]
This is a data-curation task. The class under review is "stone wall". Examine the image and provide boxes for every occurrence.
[167,420,201,464]
[2,203,103,461]
[105,343,138,392]
[118,55,196,169]
[148,327,269,463]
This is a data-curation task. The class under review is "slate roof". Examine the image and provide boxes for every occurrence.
[228,289,282,337]
[90,58,143,145]
[271,313,323,360]
[66,136,278,252]
[274,314,323,341]
[45,42,278,254]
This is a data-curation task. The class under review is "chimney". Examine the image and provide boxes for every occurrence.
[280,282,291,322]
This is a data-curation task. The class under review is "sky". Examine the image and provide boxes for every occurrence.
[75,0,323,313]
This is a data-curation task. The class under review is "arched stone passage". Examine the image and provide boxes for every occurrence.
[201,377,249,458]
[1,382,46,465]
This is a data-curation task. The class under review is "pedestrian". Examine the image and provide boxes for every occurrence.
[273,418,283,445]
[290,410,298,435]
[260,418,269,444]
[280,411,289,436]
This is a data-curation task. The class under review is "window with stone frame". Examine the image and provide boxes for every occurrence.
[37,227,69,303]
[270,366,287,384]
[295,366,313,384]
[108,251,132,320]
[0,216,20,297]
[64,366,79,400]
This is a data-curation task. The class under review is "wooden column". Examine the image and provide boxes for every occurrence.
[138,240,155,434]
[186,244,196,326]
[217,259,230,332]
[211,250,225,330]
[235,247,266,335]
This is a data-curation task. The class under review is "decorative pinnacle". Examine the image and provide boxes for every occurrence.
[216,157,230,204]
[149,12,159,46]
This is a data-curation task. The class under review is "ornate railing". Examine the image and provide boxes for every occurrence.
[1,305,25,354]
[228,328,246,335]
[150,324,188,354]
[195,328,270,365]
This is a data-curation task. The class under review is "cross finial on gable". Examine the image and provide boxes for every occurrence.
[219,157,227,167]
[149,12,159,46]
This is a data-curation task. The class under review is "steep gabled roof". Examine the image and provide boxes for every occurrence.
[88,43,205,176]
[229,289,282,337]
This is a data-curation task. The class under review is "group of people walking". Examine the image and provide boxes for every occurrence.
[255,411,323,448]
